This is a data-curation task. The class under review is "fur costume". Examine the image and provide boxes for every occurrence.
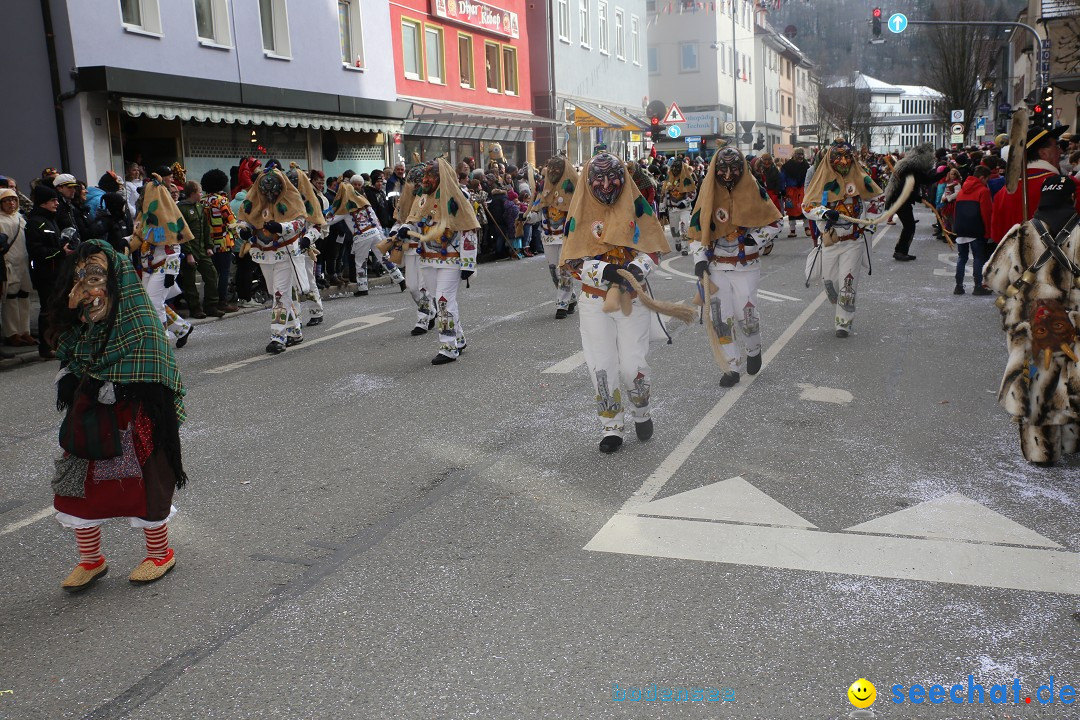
[881,143,933,212]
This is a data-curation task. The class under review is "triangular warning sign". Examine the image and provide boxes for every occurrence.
[664,102,686,124]
[843,493,1062,548]
[636,477,817,528]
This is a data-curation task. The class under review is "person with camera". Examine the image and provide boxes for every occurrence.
[25,184,70,358]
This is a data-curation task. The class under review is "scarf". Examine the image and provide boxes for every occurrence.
[405,158,480,241]
[55,240,185,422]
[689,153,782,242]
[559,155,669,264]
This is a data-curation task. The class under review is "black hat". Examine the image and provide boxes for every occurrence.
[32,184,58,205]
[1026,124,1069,151]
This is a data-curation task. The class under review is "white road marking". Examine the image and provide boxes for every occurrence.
[203,311,401,374]
[758,289,801,302]
[1,506,54,536]
[542,351,586,374]
[470,301,556,334]
[635,477,817,528]
[619,223,892,512]
[663,258,800,302]
[796,383,854,405]
[933,251,959,277]
[661,256,697,279]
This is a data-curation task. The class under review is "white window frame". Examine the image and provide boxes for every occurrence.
[259,0,291,59]
[614,9,624,60]
[598,1,609,55]
[557,0,571,43]
[579,0,591,48]
[679,42,698,73]
[120,0,162,37]
[630,15,640,65]
[194,0,231,47]
[424,24,445,84]
[338,0,366,70]
[401,18,423,80]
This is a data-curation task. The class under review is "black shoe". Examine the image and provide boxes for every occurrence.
[428,317,436,330]
[892,252,916,261]
[205,306,226,318]
[306,316,323,327]
[681,250,689,256]
[719,371,741,387]
[411,326,428,336]
[835,328,849,338]
[431,353,456,365]
[972,286,992,296]
[599,435,623,453]
[399,280,407,292]
[746,353,762,375]
[175,326,194,349]
[675,242,682,251]
[286,335,303,347]
[354,289,368,297]
[567,300,577,314]
[265,340,286,354]
[635,419,654,441]
[953,285,965,295]
[555,308,568,319]
[457,342,467,353]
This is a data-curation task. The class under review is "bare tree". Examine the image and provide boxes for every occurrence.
[819,83,875,149]
[921,0,1012,135]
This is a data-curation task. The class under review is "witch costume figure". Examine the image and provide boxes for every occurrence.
[984,174,1080,466]
[688,146,783,387]
[49,240,188,592]
[802,139,883,337]
[560,151,670,453]
[534,155,580,319]
[405,157,481,365]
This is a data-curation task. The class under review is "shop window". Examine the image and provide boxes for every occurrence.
[120,0,161,35]
[557,0,570,42]
[425,25,444,84]
[631,15,640,64]
[598,1,608,55]
[195,0,231,47]
[679,43,698,73]
[338,0,365,68]
[402,19,422,80]
[458,33,474,88]
[485,41,501,92]
[502,46,518,96]
[259,0,291,58]
[614,9,624,60]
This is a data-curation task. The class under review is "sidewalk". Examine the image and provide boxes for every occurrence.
[0,275,393,373]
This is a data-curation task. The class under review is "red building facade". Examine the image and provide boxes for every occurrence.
[389,0,547,168]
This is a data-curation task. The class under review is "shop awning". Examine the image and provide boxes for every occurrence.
[403,97,564,128]
[570,101,639,130]
[121,98,403,135]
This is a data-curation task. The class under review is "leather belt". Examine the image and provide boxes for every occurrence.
[581,284,637,299]
[711,252,759,264]
[420,250,460,260]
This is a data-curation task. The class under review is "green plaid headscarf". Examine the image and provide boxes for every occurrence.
[55,240,186,423]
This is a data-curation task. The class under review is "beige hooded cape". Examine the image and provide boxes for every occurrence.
[803,143,881,207]
[405,158,480,242]
[536,159,579,212]
[237,168,309,228]
[132,174,194,246]
[688,152,782,242]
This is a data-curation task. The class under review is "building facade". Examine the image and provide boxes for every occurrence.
[4,0,409,189]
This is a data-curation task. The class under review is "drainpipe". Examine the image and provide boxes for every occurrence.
[40,0,71,172]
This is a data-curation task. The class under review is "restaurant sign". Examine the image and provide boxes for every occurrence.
[432,0,520,39]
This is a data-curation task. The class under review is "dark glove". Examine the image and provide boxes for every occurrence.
[299,236,311,251]
[821,209,841,231]
[264,221,283,234]
[396,225,412,239]
[695,260,708,279]
[626,264,644,284]
[164,274,175,288]
[460,269,474,281]
[601,263,622,283]
[237,225,252,241]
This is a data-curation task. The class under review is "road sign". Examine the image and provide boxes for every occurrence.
[664,102,687,124]
[1042,38,1051,48]
[740,120,755,133]
[667,125,682,139]
[998,102,1012,114]
[950,122,964,135]
[687,141,700,150]
[975,117,987,137]
[723,121,737,134]
[950,109,965,123]
[684,135,701,143]
[888,13,907,33]
[950,134,964,145]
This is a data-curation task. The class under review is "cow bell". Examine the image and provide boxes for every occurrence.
[994,295,1007,310]
[1005,284,1020,297]
[1020,270,1037,286]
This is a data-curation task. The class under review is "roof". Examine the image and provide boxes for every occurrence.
[826,73,903,95]
[893,85,945,99]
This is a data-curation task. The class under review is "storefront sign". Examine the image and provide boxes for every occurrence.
[683,112,720,136]
[432,0,520,39]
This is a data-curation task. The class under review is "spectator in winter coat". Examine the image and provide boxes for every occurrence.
[85,171,123,218]
[951,166,993,296]
[0,188,32,351]
[504,189,524,258]
[87,192,133,254]
[487,187,510,259]
[24,184,68,357]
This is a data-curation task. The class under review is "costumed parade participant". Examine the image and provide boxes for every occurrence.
[331,177,405,298]
[387,163,435,335]
[236,167,310,354]
[131,174,194,348]
[662,156,697,255]
[780,148,811,237]
[533,155,580,319]
[984,171,1080,466]
[803,139,884,337]
[407,157,480,365]
[560,152,671,453]
[688,146,783,387]
[286,164,328,327]
[992,121,1079,243]
[49,240,188,591]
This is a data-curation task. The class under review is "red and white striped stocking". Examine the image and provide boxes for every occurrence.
[74,526,104,568]
[142,524,171,562]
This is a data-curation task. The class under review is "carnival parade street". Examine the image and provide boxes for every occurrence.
[1,210,1075,719]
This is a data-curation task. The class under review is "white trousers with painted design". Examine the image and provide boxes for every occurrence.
[142,272,190,343]
[578,294,652,438]
[670,208,692,241]
[543,239,578,310]
[258,259,301,344]
[300,253,323,319]
[821,240,865,332]
[404,249,432,329]
[352,229,405,291]
[706,264,761,372]
[422,265,465,358]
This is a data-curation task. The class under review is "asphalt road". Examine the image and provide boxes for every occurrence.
[1,207,1076,719]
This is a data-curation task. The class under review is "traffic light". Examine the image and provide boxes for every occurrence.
[754,133,765,151]
[1034,85,1054,130]
[872,7,882,37]
[650,116,666,139]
